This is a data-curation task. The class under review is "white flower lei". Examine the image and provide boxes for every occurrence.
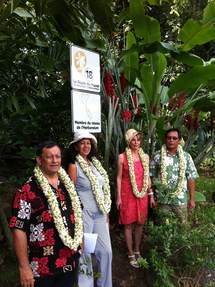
[34,164,83,250]
[161,144,186,197]
[76,154,111,214]
[125,147,149,198]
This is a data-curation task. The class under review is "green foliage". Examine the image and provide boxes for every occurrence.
[8,160,34,186]
[0,185,9,193]
[0,266,20,287]
[191,191,206,202]
[88,0,116,36]
[99,0,215,168]
[146,207,215,286]
[152,178,207,202]
[195,174,215,202]
[0,0,215,170]
[200,152,215,169]
[178,19,215,51]
[152,178,179,200]
[18,147,36,160]
[137,257,149,269]
[75,258,102,287]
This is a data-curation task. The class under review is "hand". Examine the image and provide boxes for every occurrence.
[19,266,35,287]
[106,213,111,229]
[150,197,156,209]
[188,199,195,210]
[116,197,122,210]
[79,239,84,256]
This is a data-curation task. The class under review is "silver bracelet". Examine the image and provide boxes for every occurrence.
[148,192,154,195]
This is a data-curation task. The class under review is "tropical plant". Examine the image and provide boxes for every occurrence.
[99,0,215,171]
[1,0,215,168]
[146,206,215,286]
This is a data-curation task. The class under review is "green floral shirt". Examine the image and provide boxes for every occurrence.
[149,148,199,205]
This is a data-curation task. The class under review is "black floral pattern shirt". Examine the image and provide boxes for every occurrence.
[9,176,80,277]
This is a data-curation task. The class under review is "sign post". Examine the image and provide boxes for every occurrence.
[70,45,101,133]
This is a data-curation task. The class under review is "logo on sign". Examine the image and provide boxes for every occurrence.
[74,51,86,73]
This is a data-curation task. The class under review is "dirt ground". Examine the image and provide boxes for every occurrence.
[110,225,150,287]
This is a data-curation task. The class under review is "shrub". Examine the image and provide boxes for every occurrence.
[146,206,215,287]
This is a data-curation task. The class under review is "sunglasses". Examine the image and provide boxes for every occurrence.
[166,136,179,141]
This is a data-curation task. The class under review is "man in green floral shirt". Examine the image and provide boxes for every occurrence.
[149,128,199,220]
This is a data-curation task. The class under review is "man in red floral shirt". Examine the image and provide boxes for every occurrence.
[10,141,83,287]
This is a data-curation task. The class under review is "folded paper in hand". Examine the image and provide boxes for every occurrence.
[84,233,98,253]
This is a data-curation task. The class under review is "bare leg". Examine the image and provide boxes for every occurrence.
[124,224,133,256]
[134,223,143,256]
[124,224,139,268]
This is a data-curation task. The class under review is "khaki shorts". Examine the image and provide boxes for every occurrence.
[158,203,188,223]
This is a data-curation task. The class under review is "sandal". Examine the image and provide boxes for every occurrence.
[134,251,143,262]
[128,254,139,268]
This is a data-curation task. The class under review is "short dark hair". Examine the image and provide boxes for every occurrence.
[36,141,61,157]
[165,128,182,139]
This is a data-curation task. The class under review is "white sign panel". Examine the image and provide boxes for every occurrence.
[70,45,100,93]
[71,90,101,132]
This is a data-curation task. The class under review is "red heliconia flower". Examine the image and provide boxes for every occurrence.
[133,107,142,115]
[179,93,185,99]
[121,109,132,122]
[120,71,126,94]
[152,104,157,115]
[193,117,199,132]
[185,110,199,132]
[104,71,114,96]
[132,94,139,108]
[178,93,186,108]
[185,114,193,130]
[168,97,177,111]
[193,110,199,132]
[169,93,186,111]
[136,107,142,114]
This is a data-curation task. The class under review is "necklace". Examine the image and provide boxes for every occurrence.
[125,147,149,198]
[76,154,111,214]
[160,144,186,197]
[34,165,83,250]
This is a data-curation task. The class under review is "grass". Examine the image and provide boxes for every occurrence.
[195,170,215,202]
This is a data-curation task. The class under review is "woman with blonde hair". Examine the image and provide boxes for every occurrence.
[116,129,155,268]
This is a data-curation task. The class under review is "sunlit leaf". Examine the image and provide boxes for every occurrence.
[124,32,139,85]
[179,19,215,51]
[168,65,215,97]
[203,0,215,25]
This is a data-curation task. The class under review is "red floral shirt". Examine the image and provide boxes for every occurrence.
[9,176,80,277]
